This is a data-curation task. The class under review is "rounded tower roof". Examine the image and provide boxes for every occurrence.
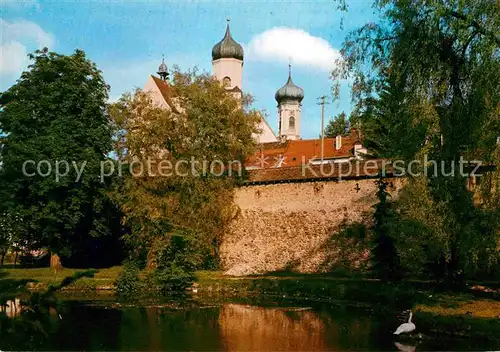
[158,61,167,73]
[275,64,304,104]
[157,55,169,81]
[212,20,244,61]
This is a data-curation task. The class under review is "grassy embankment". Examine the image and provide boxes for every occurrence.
[2,266,499,342]
[0,266,121,292]
[2,267,500,318]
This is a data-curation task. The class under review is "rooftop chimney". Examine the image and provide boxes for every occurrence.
[335,135,342,150]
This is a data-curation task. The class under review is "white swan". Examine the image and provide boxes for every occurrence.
[393,311,416,335]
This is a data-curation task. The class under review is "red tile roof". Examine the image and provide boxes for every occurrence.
[150,75,180,113]
[245,159,391,184]
[246,130,362,169]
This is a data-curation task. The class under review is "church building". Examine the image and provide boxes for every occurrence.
[143,20,367,170]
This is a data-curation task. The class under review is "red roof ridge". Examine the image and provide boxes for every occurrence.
[150,75,180,114]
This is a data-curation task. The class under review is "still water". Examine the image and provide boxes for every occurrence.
[2,299,498,351]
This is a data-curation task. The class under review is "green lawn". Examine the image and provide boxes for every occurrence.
[0,266,123,291]
[2,267,499,320]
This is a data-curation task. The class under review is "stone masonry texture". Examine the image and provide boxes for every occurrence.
[221,178,403,276]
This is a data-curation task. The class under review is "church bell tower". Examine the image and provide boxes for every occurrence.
[275,64,304,140]
[212,19,244,98]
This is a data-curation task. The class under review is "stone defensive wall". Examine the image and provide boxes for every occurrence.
[221,161,404,276]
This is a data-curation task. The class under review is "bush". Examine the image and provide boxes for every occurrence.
[149,232,197,295]
[115,262,141,296]
[117,233,198,296]
[148,264,195,295]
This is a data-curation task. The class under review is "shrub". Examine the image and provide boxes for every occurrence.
[149,264,195,295]
[149,232,197,295]
[115,261,141,296]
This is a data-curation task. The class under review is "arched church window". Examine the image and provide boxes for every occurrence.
[289,115,295,130]
[223,76,231,87]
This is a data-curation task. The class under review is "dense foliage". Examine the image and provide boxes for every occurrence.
[334,0,500,281]
[324,111,350,138]
[371,177,401,281]
[109,68,260,288]
[0,49,122,269]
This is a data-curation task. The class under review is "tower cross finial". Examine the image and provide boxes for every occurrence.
[288,57,292,78]
[226,17,230,24]
[162,53,165,63]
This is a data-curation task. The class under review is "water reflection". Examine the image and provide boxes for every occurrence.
[1,301,496,351]
[0,298,22,318]
[42,302,386,351]
[394,341,417,352]
[219,304,373,351]
[219,304,328,350]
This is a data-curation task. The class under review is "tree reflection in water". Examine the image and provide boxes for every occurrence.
[0,298,22,317]
[0,270,96,350]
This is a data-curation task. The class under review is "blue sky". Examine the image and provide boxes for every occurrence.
[1,0,378,139]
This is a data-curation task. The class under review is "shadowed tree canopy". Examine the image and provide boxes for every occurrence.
[333,0,500,280]
[324,111,350,138]
[109,68,260,268]
[0,49,118,269]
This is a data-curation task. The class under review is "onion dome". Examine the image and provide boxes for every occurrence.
[157,55,169,81]
[275,64,304,104]
[212,19,244,61]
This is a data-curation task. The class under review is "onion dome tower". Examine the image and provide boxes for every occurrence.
[157,55,169,81]
[275,65,304,104]
[212,18,243,95]
[211,20,244,61]
[275,63,304,140]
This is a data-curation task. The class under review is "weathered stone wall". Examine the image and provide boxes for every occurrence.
[221,178,403,276]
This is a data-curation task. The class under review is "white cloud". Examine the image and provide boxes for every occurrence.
[1,19,54,49]
[246,27,341,71]
[0,41,28,75]
[0,19,54,76]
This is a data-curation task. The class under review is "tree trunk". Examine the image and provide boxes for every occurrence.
[50,253,63,272]
[146,248,157,270]
[13,251,18,268]
[0,251,5,268]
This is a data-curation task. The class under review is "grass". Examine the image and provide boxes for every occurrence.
[417,299,500,318]
[2,267,500,318]
[0,266,122,291]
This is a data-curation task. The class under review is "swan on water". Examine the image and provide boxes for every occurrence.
[393,311,416,335]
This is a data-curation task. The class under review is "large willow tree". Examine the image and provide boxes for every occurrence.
[109,68,260,268]
[334,1,500,280]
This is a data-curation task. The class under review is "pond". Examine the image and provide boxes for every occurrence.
[1,297,498,351]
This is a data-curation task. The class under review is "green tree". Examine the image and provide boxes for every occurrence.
[324,112,350,138]
[371,177,401,281]
[109,68,260,276]
[0,49,115,270]
[355,76,429,160]
[0,211,25,267]
[334,1,500,281]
